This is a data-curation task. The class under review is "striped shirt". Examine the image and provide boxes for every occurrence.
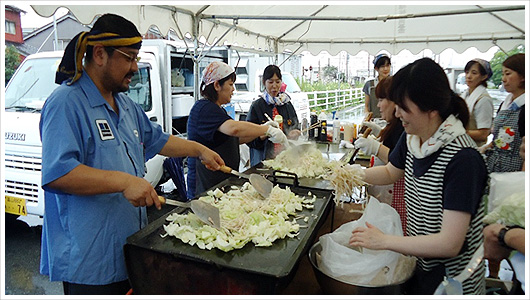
[391,133,487,294]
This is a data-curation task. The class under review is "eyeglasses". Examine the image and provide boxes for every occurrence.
[111,47,141,63]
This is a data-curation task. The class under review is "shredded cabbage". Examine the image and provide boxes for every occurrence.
[326,164,366,205]
[163,183,317,252]
[263,144,343,178]
[483,191,525,227]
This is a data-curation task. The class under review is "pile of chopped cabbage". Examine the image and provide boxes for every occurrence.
[326,164,366,205]
[263,144,343,178]
[483,191,524,227]
[162,182,317,252]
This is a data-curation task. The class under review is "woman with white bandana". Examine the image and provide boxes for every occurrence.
[246,65,301,167]
[349,58,487,294]
[187,62,288,198]
[461,58,494,147]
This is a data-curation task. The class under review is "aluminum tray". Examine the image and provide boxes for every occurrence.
[124,176,333,294]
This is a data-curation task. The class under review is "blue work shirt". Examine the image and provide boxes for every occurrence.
[39,73,169,285]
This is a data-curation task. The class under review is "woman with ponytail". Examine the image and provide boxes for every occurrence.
[348,58,487,295]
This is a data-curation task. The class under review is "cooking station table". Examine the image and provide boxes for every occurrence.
[126,141,367,294]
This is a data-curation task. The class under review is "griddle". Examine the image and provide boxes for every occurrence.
[124,176,333,294]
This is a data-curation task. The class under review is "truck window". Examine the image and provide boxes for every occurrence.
[125,66,152,112]
[5,57,61,110]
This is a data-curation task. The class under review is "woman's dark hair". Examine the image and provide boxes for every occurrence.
[85,14,141,63]
[374,55,391,69]
[388,58,469,128]
[503,53,525,88]
[262,65,282,85]
[464,60,488,87]
[375,76,400,142]
[200,72,237,102]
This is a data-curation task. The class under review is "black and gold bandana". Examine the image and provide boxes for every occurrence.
[56,31,142,85]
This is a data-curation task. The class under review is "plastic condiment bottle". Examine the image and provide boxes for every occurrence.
[332,118,340,143]
[344,122,354,142]
[318,111,327,142]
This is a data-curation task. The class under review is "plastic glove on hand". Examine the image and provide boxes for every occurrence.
[264,120,279,128]
[266,126,288,145]
[354,136,381,156]
[362,121,382,136]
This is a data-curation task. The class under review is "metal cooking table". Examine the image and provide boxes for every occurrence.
[124,176,334,295]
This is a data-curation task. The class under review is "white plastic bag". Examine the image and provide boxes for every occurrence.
[319,196,412,285]
[488,171,525,213]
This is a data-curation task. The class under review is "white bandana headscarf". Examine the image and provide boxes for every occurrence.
[406,114,467,159]
[202,61,234,86]
[262,91,291,106]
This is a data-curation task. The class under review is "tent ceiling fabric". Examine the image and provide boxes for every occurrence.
[32,4,526,55]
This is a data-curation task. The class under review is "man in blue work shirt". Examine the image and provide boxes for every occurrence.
[39,14,224,295]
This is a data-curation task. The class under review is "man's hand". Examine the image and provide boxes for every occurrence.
[198,146,225,171]
[122,175,162,210]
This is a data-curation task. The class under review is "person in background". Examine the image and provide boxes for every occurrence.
[39,14,224,295]
[461,58,494,147]
[363,54,391,118]
[349,58,487,294]
[483,136,525,294]
[479,53,525,172]
[354,76,406,233]
[246,65,301,167]
[186,61,288,198]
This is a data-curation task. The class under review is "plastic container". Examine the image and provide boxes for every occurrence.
[172,95,195,117]
[344,122,354,143]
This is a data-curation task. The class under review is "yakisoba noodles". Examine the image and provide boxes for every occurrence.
[326,164,366,205]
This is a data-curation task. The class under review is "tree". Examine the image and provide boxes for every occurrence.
[5,45,22,86]
[490,45,525,87]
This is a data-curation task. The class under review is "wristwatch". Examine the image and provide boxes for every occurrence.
[497,225,522,249]
[497,227,512,249]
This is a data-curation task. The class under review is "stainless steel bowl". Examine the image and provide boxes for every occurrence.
[308,241,410,295]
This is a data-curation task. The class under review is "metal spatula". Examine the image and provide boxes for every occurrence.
[159,196,221,229]
[249,174,273,199]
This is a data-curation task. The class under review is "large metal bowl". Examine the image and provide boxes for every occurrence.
[308,241,410,295]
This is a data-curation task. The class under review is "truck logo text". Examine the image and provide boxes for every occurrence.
[5,132,26,141]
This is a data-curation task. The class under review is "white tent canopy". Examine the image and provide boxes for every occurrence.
[32,3,526,56]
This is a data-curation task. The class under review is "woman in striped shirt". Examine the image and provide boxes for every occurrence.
[349,58,487,295]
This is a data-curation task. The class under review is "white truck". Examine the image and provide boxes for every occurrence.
[4,39,309,226]
[3,39,225,226]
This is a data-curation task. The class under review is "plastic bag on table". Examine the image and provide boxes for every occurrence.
[319,196,413,286]
[488,171,524,213]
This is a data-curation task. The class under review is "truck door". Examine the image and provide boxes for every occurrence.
[125,52,164,128]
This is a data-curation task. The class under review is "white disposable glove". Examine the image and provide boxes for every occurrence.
[264,120,279,128]
[266,126,288,145]
[362,121,382,136]
[354,136,381,156]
